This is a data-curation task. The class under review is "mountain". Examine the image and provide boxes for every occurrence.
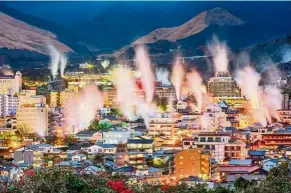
[246,36,291,67]
[0,3,93,54]
[0,12,72,55]
[133,7,245,45]
[111,7,283,60]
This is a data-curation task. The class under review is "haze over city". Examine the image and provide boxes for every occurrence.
[1,1,291,193]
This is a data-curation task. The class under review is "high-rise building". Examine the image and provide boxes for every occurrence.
[0,71,22,94]
[16,95,48,136]
[155,86,176,101]
[103,87,117,108]
[48,91,61,108]
[0,94,19,116]
[281,93,290,110]
[207,72,241,98]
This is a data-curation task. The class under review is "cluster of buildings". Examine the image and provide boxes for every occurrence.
[1,70,291,188]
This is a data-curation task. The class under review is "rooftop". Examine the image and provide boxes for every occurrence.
[128,138,154,144]
[229,159,252,165]
[248,150,265,156]
[95,144,116,149]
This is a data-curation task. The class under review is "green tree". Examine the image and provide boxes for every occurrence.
[88,120,111,131]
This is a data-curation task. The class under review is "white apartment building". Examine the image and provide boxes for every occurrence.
[195,132,231,163]
[0,94,19,116]
[200,104,231,131]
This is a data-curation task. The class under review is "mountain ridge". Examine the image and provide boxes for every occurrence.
[133,7,245,45]
[0,12,72,55]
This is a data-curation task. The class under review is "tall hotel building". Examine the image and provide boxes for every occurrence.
[207,71,245,108]
[17,95,48,136]
[0,71,22,94]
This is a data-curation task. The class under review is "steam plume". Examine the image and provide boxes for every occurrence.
[171,57,185,101]
[135,46,155,103]
[48,44,61,79]
[64,83,103,133]
[60,54,68,77]
[156,68,171,86]
[207,36,229,75]
[48,44,68,78]
[235,66,282,126]
[186,69,204,112]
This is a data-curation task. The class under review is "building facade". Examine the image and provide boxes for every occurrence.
[174,148,210,179]
[0,71,22,95]
[0,94,19,116]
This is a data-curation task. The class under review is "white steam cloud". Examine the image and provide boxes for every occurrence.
[156,68,171,86]
[48,44,68,79]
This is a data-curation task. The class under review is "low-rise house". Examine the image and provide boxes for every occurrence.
[80,165,105,175]
[113,165,149,176]
[13,146,43,168]
[115,152,148,169]
[28,143,62,154]
[102,115,120,125]
[101,127,134,144]
[75,130,102,142]
[248,150,265,165]
[0,165,23,183]
[262,159,278,172]
[227,174,266,182]
[180,176,217,189]
[218,159,268,181]
[127,137,153,153]
[83,144,116,154]
[72,154,86,162]
[262,157,291,171]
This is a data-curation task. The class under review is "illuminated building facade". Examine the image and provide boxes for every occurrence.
[278,110,291,124]
[115,152,147,169]
[207,72,241,98]
[13,146,43,168]
[0,71,22,94]
[103,87,117,107]
[127,137,154,153]
[155,86,176,100]
[148,112,180,137]
[59,88,78,107]
[200,104,231,131]
[0,94,19,116]
[261,131,291,146]
[195,132,231,163]
[48,91,60,108]
[16,95,48,136]
[174,148,210,179]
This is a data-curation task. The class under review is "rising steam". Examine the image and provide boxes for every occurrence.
[235,65,282,126]
[135,46,155,103]
[48,44,68,79]
[63,83,103,133]
[48,44,61,79]
[111,65,156,126]
[60,54,68,77]
[171,57,185,101]
[207,36,229,75]
[156,68,171,86]
[186,69,204,112]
